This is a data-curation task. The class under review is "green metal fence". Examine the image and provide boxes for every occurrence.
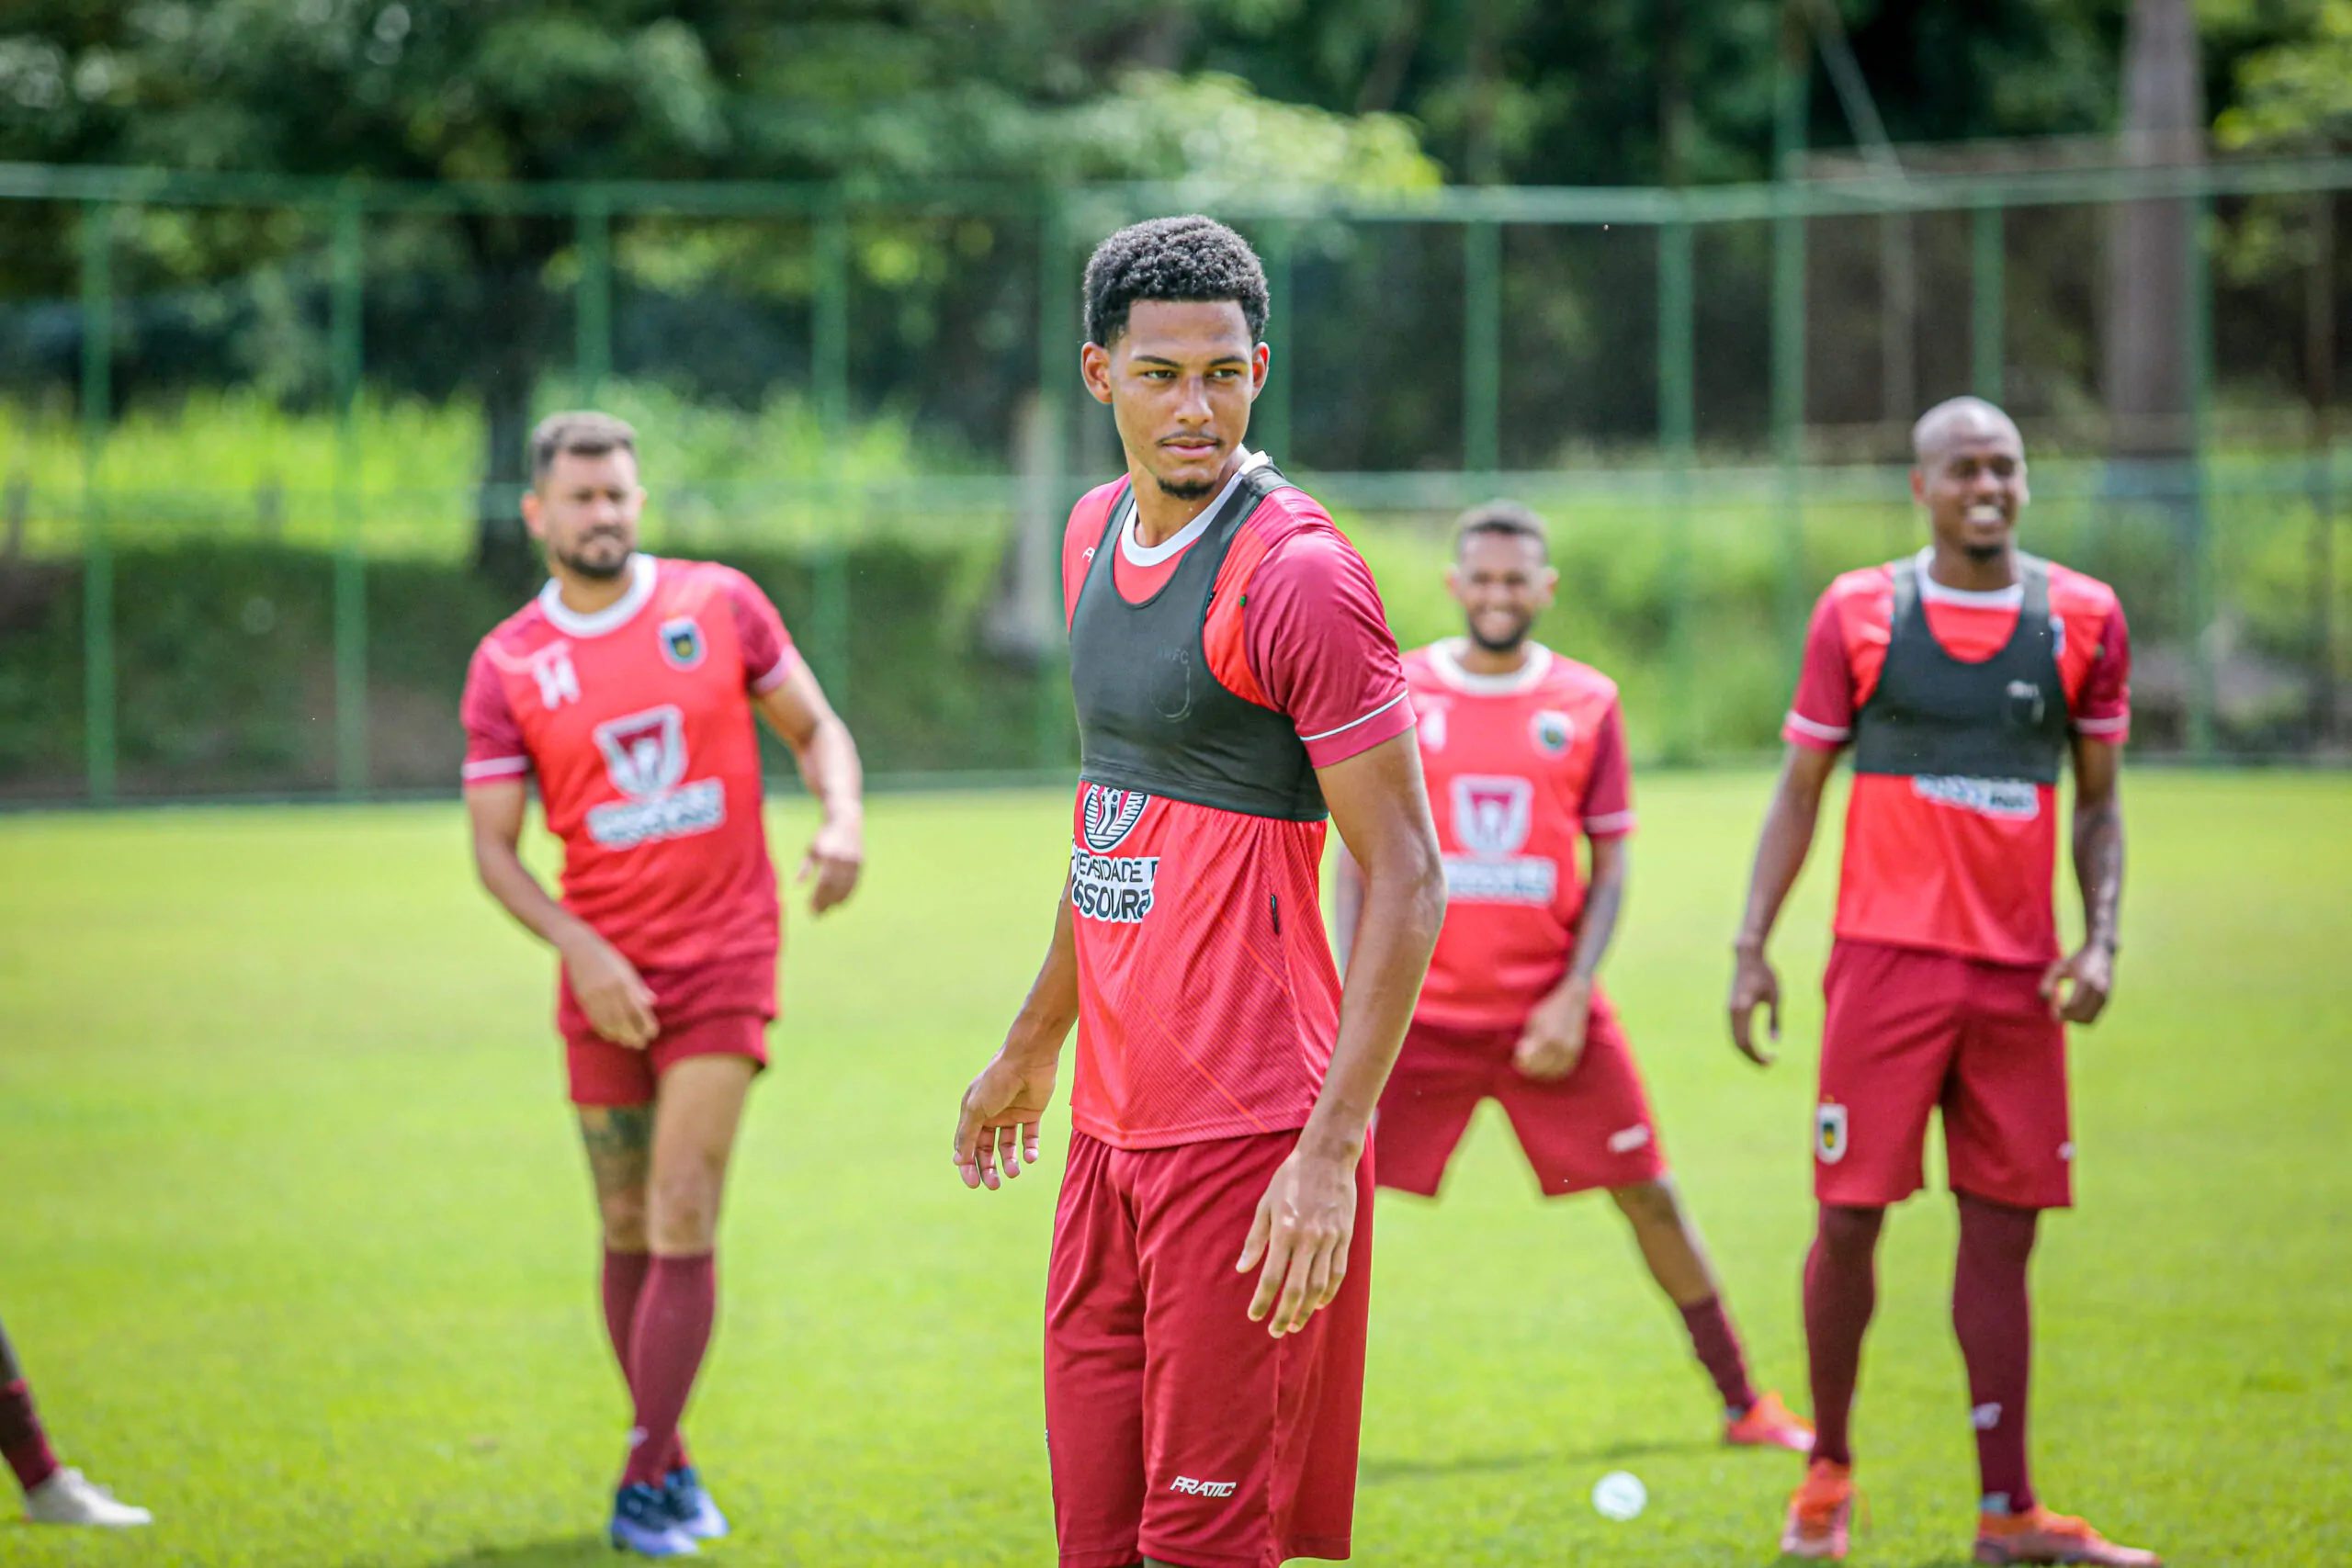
[2,154,2348,801]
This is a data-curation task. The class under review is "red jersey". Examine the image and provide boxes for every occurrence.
[460,554,797,972]
[1058,456,1415,1149]
[1405,640,1636,1033]
[1784,548,2131,965]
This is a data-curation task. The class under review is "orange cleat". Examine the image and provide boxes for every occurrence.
[1973,1506,2162,1566]
[1779,1458,1854,1560]
[1726,1389,1815,1453]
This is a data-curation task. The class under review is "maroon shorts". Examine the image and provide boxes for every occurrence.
[559,957,776,1108]
[1815,938,2073,1211]
[1046,1130,1372,1568]
[1374,998,1668,1199]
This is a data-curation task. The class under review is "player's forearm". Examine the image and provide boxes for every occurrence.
[1331,848,1366,974]
[2072,797,2124,952]
[1559,847,1626,988]
[473,838,595,953]
[1004,892,1081,1065]
[1302,844,1445,1162]
[793,714,865,826]
[1734,771,1825,953]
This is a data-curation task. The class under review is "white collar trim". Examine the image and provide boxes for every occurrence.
[1119,449,1269,566]
[539,553,657,637]
[1429,637,1554,695]
[1915,547,2024,609]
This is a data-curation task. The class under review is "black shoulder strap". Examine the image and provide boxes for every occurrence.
[1888,555,1919,624]
[2018,551,2051,623]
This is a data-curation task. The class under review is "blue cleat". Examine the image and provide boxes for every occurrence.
[609,1483,699,1557]
[662,1466,729,1540]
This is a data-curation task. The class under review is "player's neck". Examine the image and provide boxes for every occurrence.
[1125,450,1247,548]
[549,556,639,616]
[1924,538,2020,594]
[1452,635,1537,678]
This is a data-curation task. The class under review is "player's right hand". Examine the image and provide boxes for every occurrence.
[1727,944,1781,1066]
[562,933,659,1050]
[954,1047,1057,1190]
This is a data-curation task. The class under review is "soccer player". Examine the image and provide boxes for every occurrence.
[1336,500,1813,1454]
[1729,398,2158,1565]
[2,1314,150,1527]
[462,412,864,1560]
[950,216,1445,1568]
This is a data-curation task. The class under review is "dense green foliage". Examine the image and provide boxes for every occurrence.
[3,779,2347,1563]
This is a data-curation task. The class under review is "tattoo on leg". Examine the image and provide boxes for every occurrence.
[580,1106,654,1198]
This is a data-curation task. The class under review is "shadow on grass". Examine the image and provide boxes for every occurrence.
[413,1536,611,1568]
[1362,1436,1711,1485]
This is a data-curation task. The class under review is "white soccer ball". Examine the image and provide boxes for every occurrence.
[1590,1469,1646,1521]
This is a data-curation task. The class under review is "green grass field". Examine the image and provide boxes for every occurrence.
[2,773,2347,1566]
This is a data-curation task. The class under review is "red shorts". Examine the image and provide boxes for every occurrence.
[559,957,776,1108]
[1816,938,2073,1211]
[1374,995,1668,1199]
[1045,1130,1372,1568]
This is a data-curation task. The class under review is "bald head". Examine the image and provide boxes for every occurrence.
[1911,396,2022,468]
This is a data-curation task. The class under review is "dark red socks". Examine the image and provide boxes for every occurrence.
[604,1247,695,1479]
[0,1378,60,1494]
[1953,1194,2039,1515]
[1803,1203,1886,1469]
[620,1252,718,1489]
[1678,1296,1759,1416]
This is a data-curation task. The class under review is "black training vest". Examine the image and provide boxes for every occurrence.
[1850,553,2071,785]
[1069,462,1327,821]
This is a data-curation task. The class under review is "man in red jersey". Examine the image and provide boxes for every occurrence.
[1,1315,150,1527]
[461,412,865,1559]
[1730,398,2157,1566]
[951,217,1445,1568]
[1336,501,1812,1454]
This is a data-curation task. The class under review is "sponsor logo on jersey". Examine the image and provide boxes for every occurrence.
[1530,708,1575,756]
[660,615,707,671]
[531,647,582,711]
[1071,783,1157,922]
[1442,774,1556,904]
[1815,1100,1849,1165]
[1080,784,1149,852]
[1911,773,2041,820]
[586,705,727,848]
[1169,1477,1238,1498]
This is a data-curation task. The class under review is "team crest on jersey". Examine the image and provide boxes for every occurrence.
[1530,708,1575,757]
[586,705,727,848]
[1442,774,1556,905]
[660,616,707,672]
[1815,1101,1849,1165]
[1080,784,1150,852]
[1072,783,1157,924]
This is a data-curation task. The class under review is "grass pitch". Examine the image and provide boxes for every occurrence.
[2,772,2347,1566]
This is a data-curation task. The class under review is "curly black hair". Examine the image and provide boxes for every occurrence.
[1082,216,1270,349]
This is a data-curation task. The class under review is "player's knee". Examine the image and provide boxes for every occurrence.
[597,1188,650,1251]
[646,1164,722,1251]
[1818,1202,1886,1255]
[1608,1178,1682,1230]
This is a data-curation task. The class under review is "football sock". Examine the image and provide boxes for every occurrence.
[1953,1193,2039,1515]
[604,1247,695,1476]
[1804,1203,1886,1469]
[0,1379,60,1494]
[622,1251,717,1488]
[1678,1296,1759,1416]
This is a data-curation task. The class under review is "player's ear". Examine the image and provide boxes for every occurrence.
[1538,565,1560,605]
[1443,562,1465,603]
[1080,342,1115,406]
[1909,465,1928,508]
[1251,341,1271,398]
[520,486,546,541]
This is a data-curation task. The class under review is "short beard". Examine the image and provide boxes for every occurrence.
[1466,616,1531,655]
[1154,473,1216,502]
[1962,539,2007,564]
[555,541,632,581]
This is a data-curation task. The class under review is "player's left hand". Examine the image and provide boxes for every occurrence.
[2041,939,2115,1024]
[1238,1144,1356,1338]
[1513,980,1592,1081]
[798,814,864,916]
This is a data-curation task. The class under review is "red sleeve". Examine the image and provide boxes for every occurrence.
[2071,601,2132,743]
[725,571,798,694]
[460,645,532,784]
[1781,591,1856,751]
[1579,701,1637,837]
[1241,525,1414,768]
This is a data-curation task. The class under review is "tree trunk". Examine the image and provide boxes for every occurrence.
[2103,0,2203,457]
